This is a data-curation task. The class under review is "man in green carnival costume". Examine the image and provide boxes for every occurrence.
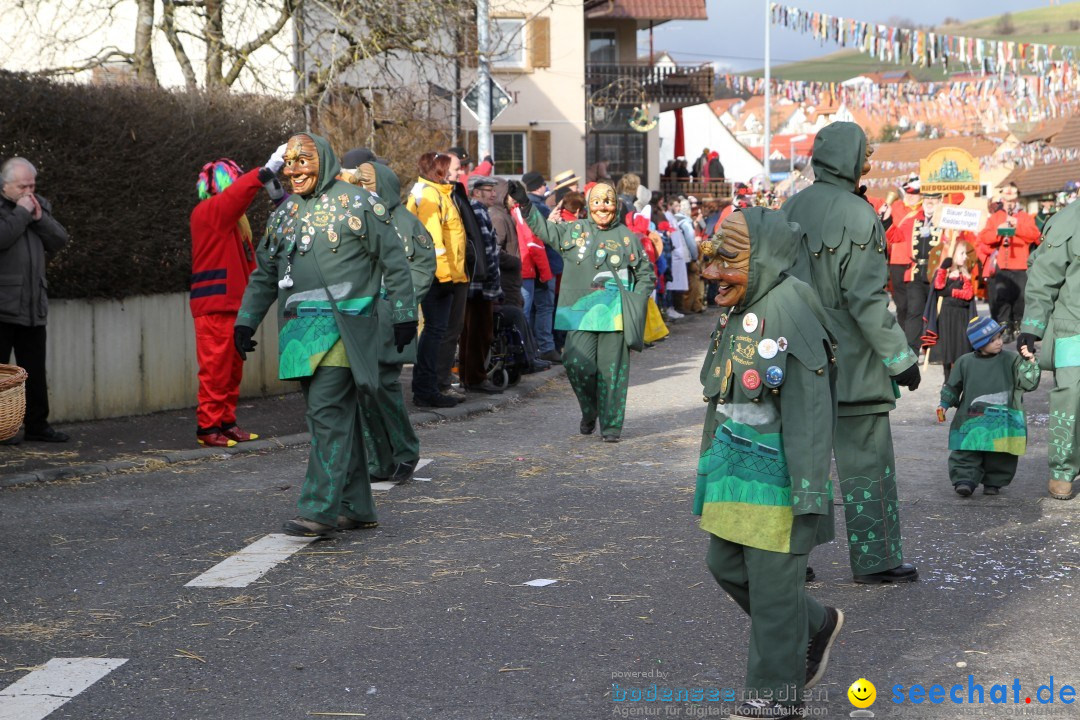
[1019,198,1080,501]
[783,122,921,584]
[695,208,843,720]
[235,134,417,537]
[351,161,436,485]
[508,181,655,442]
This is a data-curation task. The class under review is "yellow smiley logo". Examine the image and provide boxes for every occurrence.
[848,678,877,708]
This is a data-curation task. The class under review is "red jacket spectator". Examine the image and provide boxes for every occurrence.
[512,206,552,283]
[189,168,262,317]
[977,209,1040,271]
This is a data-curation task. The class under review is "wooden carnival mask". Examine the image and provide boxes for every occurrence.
[862,143,874,177]
[588,183,617,229]
[702,212,750,308]
[357,163,377,193]
[283,134,319,197]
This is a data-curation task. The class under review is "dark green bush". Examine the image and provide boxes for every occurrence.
[0,72,304,299]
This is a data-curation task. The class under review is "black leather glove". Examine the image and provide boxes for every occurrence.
[1017,333,1039,356]
[940,257,953,270]
[393,321,418,353]
[508,180,531,211]
[234,325,257,360]
[891,363,921,391]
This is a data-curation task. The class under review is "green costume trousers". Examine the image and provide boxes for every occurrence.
[706,535,826,707]
[298,366,377,526]
[948,450,1018,490]
[1048,365,1080,486]
[563,330,629,437]
[360,362,420,479]
[833,413,905,575]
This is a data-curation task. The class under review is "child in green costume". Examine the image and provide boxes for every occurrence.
[939,317,1040,497]
[695,207,843,720]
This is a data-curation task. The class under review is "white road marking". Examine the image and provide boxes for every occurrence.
[0,657,127,720]
[370,481,396,491]
[185,534,316,588]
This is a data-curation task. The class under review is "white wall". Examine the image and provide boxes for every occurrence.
[461,0,587,181]
[46,293,290,422]
[659,104,764,184]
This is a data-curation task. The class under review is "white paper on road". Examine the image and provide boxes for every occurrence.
[0,657,127,720]
[524,578,558,587]
[372,458,433,491]
[185,533,316,588]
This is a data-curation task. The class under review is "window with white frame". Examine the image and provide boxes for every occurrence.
[494,132,526,176]
[491,18,527,69]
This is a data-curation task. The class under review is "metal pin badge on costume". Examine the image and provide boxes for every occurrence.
[765,365,784,387]
[777,337,789,352]
[758,338,778,359]
[741,369,761,390]
[742,313,758,333]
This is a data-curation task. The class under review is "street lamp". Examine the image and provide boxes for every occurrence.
[789,134,808,196]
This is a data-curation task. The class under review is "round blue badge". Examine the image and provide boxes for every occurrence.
[765,365,784,387]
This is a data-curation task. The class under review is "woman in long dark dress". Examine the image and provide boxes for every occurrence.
[924,243,977,381]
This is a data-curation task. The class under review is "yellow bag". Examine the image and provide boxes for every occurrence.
[644,297,670,343]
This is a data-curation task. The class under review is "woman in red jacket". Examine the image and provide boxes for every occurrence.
[509,194,553,335]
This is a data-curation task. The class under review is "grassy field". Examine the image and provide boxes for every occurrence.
[755,2,1080,83]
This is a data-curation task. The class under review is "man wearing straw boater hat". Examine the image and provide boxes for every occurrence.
[551,169,582,204]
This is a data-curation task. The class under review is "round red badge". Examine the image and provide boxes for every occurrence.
[742,369,761,390]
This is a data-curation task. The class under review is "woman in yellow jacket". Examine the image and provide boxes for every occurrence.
[407,152,468,407]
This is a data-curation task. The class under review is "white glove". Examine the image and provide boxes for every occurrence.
[265,143,287,174]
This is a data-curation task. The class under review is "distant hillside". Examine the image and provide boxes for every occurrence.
[752,2,1080,83]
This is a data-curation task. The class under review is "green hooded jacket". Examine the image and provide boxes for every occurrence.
[370,162,436,366]
[524,205,655,333]
[1021,199,1080,370]
[237,134,417,380]
[784,121,916,416]
[694,208,837,554]
[940,350,1040,454]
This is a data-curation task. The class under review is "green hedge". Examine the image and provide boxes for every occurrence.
[0,72,304,299]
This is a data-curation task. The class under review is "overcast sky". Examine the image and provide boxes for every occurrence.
[650,0,1064,71]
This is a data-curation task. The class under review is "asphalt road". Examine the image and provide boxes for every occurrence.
[1,309,1077,720]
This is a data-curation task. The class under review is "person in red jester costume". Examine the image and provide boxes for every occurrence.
[189,148,285,447]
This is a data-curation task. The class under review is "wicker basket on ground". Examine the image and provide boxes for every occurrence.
[0,364,28,441]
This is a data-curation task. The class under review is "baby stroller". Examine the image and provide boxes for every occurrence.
[486,307,530,389]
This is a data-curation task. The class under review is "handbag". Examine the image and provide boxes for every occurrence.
[615,266,649,352]
[311,250,380,395]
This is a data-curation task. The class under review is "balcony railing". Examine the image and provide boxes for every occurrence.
[659,178,732,201]
[586,62,714,111]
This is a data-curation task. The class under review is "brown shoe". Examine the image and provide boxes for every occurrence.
[221,425,259,442]
[336,516,379,530]
[1048,480,1075,500]
[282,517,336,537]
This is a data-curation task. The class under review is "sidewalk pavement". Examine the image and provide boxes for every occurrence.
[0,308,715,489]
[0,363,567,488]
